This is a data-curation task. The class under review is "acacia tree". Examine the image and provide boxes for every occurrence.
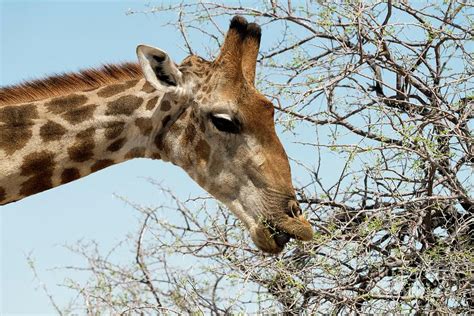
[37,1,472,314]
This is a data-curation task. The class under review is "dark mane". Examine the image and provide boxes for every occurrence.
[0,62,142,105]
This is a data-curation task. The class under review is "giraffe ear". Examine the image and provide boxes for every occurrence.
[136,45,182,92]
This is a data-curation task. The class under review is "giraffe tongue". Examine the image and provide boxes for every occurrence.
[273,231,291,247]
[268,224,292,247]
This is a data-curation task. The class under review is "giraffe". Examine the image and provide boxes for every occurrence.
[0,16,313,253]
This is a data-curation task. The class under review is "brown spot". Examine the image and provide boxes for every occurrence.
[61,104,97,124]
[45,94,87,114]
[0,187,6,202]
[162,115,171,127]
[45,94,96,125]
[0,103,39,154]
[125,79,139,88]
[146,96,159,110]
[195,139,210,162]
[96,80,138,98]
[183,123,196,145]
[68,141,94,162]
[0,103,38,123]
[141,82,155,93]
[40,120,67,142]
[91,159,114,172]
[135,117,153,136]
[76,127,95,139]
[160,100,171,112]
[154,133,165,151]
[97,83,129,98]
[61,168,81,184]
[20,151,55,176]
[0,126,32,155]
[105,95,143,116]
[107,137,126,152]
[125,147,146,159]
[19,151,55,197]
[68,131,95,162]
[20,171,53,197]
[150,152,161,160]
[104,121,125,139]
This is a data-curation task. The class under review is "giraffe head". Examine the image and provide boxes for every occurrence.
[137,16,313,253]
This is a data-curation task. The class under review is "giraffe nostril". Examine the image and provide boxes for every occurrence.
[288,200,302,218]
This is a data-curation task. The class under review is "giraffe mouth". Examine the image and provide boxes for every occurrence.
[250,216,313,254]
[231,200,313,253]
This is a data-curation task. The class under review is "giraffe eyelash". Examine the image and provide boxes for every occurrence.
[212,113,233,121]
[210,113,241,134]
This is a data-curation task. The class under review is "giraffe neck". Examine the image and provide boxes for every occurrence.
[0,79,185,204]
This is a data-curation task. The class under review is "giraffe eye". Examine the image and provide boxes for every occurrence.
[210,114,241,134]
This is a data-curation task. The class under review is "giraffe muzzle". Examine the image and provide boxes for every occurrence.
[250,200,313,253]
